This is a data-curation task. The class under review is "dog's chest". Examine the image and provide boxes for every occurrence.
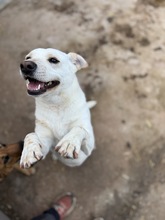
[51,115,69,139]
[36,105,72,140]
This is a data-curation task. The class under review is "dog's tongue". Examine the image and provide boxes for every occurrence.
[27,80,45,91]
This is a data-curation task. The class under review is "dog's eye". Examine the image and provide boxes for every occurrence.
[3,155,10,164]
[48,58,60,64]
[26,56,31,60]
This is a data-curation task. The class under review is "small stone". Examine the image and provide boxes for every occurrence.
[145,120,152,128]
[6,204,12,209]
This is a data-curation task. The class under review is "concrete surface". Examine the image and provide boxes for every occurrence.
[1,0,165,219]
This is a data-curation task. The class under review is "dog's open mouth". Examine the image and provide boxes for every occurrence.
[26,77,60,95]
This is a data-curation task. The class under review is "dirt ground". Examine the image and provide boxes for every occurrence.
[1,0,165,219]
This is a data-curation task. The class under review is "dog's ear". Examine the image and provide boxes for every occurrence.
[68,53,88,71]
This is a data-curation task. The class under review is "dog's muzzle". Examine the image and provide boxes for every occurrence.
[20,61,60,96]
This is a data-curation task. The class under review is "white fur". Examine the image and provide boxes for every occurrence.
[20,48,95,168]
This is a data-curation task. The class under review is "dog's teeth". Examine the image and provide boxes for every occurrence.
[47,82,52,86]
[37,84,41,90]
[26,79,30,86]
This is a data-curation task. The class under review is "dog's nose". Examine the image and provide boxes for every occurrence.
[20,61,37,75]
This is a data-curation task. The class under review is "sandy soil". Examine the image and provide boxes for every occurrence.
[1,0,165,219]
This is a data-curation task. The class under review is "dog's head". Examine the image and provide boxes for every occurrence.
[0,141,23,181]
[20,48,88,96]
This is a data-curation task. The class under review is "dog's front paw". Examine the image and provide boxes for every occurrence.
[20,143,43,169]
[55,139,80,159]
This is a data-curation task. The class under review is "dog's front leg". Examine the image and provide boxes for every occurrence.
[55,127,88,159]
[20,132,44,168]
[20,120,54,168]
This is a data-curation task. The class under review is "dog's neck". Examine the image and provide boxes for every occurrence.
[35,77,85,108]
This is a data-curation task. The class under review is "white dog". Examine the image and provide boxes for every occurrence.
[19,48,95,168]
